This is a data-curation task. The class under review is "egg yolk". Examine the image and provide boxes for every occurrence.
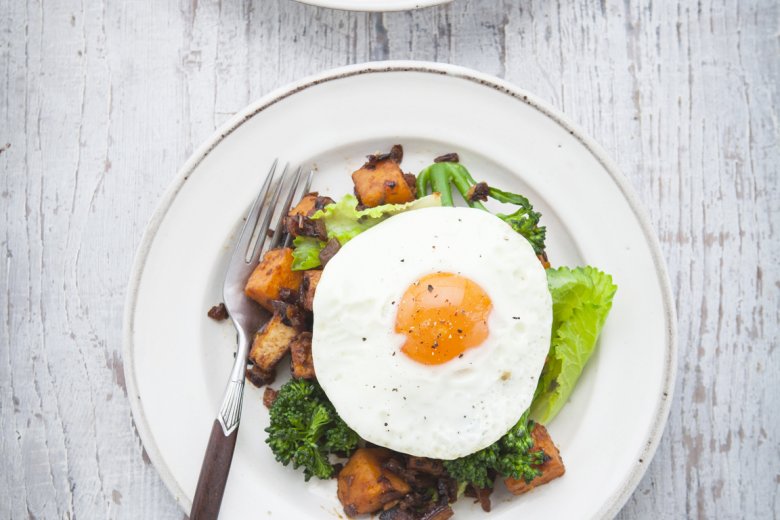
[395,272,492,365]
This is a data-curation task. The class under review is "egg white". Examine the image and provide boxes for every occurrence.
[311,206,552,459]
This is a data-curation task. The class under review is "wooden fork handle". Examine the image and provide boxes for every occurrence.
[190,420,239,520]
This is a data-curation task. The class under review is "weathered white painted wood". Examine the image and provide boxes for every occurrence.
[0,0,777,519]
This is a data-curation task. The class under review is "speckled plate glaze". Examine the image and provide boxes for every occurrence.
[123,62,676,519]
[293,0,451,11]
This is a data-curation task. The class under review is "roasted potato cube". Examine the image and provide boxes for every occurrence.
[290,332,315,379]
[352,159,415,208]
[289,193,321,217]
[504,423,565,495]
[245,248,303,312]
[248,314,298,372]
[288,192,334,218]
[338,448,411,517]
[300,270,322,312]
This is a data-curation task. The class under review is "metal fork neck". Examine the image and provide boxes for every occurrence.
[217,330,252,436]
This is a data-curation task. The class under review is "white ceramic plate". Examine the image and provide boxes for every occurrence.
[294,0,451,11]
[124,62,676,519]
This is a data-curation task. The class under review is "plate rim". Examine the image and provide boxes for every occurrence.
[122,60,678,518]
[291,0,452,12]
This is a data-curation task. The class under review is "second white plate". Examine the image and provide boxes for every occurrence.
[293,0,451,11]
[124,62,676,519]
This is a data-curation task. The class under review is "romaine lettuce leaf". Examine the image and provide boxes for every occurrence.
[291,236,327,271]
[291,193,441,270]
[530,266,617,424]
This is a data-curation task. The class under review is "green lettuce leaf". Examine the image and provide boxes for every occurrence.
[530,266,617,424]
[291,193,441,270]
[291,236,327,271]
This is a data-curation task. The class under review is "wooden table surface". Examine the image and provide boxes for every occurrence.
[1,0,777,518]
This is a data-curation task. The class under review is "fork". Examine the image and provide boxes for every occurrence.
[190,161,312,520]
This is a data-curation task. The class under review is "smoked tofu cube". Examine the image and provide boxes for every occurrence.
[245,364,276,388]
[504,423,565,495]
[290,332,315,379]
[338,448,411,517]
[248,314,298,372]
[300,270,322,312]
[245,248,303,312]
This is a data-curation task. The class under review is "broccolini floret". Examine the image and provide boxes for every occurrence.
[416,161,547,254]
[443,411,547,488]
[265,379,359,481]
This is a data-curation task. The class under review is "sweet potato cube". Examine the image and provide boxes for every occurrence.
[288,192,334,218]
[290,332,315,379]
[504,423,565,495]
[286,193,330,239]
[300,270,322,312]
[352,160,415,208]
[245,248,303,312]
[338,448,411,517]
[289,193,321,217]
[248,314,298,372]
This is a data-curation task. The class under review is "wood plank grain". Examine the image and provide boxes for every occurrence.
[0,0,777,519]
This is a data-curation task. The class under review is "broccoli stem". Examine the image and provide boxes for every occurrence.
[431,169,456,206]
[417,161,546,253]
[415,167,430,200]
[451,171,485,210]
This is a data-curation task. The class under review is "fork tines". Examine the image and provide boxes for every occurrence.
[240,162,309,265]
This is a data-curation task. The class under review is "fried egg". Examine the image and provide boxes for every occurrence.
[311,207,552,459]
